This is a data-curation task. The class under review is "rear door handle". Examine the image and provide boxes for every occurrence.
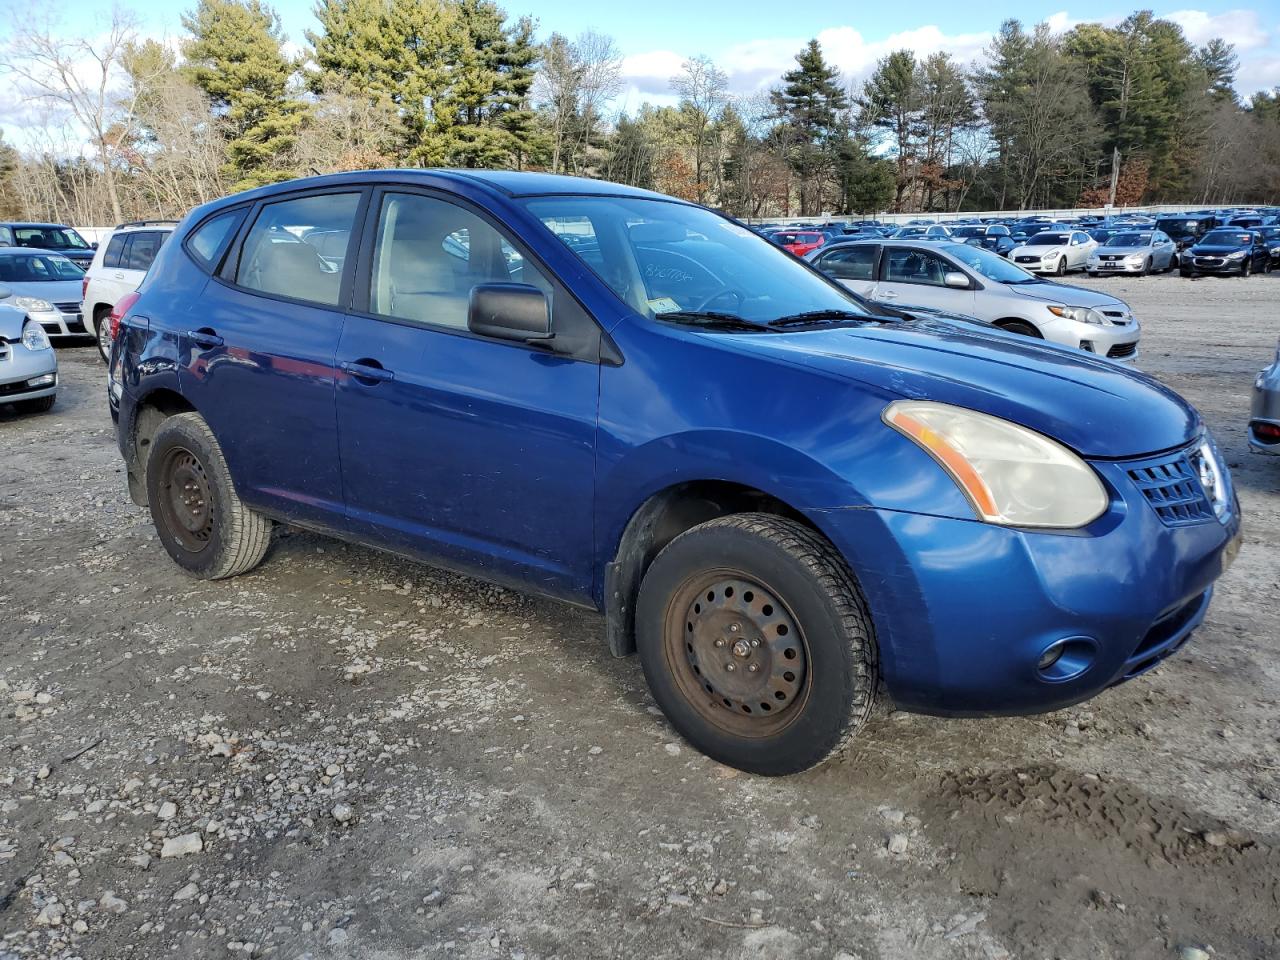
[341,360,395,383]
[186,329,223,348]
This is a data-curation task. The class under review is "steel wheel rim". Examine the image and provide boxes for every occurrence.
[158,446,214,553]
[97,317,111,358]
[663,570,810,738]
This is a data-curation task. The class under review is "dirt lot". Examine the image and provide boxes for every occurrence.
[2,272,1278,960]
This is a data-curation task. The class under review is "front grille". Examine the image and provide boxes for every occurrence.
[54,302,80,314]
[1126,449,1214,526]
[1101,255,1123,261]
[1015,256,1039,263]
[0,378,35,396]
[1108,342,1137,359]
[1195,257,1223,266]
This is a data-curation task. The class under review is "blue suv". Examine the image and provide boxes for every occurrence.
[109,171,1241,775]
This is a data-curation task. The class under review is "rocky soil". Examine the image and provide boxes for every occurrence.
[1,271,1278,960]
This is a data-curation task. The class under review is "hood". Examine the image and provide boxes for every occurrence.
[1094,245,1147,257]
[0,303,28,340]
[735,318,1198,458]
[1000,279,1127,311]
[1190,242,1247,254]
[0,279,82,303]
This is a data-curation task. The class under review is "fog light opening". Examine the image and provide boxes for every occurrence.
[1037,637,1097,682]
[1079,340,1096,353]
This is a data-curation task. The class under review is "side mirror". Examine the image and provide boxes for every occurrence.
[943,271,970,289]
[468,283,552,342]
[91,241,99,250]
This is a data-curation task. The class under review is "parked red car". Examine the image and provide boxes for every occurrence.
[774,231,826,257]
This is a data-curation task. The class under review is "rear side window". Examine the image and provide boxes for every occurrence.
[235,194,360,306]
[124,232,165,271]
[187,209,246,271]
[104,233,128,268]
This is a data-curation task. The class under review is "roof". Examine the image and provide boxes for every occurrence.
[0,222,73,229]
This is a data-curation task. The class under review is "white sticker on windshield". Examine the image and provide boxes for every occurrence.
[648,297,681,314]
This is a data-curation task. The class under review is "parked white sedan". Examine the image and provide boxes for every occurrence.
[1008,230,1098,275]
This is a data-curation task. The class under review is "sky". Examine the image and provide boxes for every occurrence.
[1,0,1278,144]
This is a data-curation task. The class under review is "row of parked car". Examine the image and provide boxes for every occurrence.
[757,209,1280,280]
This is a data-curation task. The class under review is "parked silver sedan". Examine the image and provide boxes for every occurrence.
[1086,230,1178,276]
[0,247,89,340]
[1250,337,1280,454]
[0,292,57,414]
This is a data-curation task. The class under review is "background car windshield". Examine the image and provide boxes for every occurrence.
[0,253,84,281]
[14,227,89,249]
[1106,233,1151,247]
[524,197,870,322]
[944,243,1036,282]
[1027,233,1070,246]
[1157,219,1200,236]
[1201,229,1250,244]
[950,226,985,237]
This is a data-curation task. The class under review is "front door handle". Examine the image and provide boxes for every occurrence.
[879,290,898,299]
[187,329,223,348]
[341,360,395,383]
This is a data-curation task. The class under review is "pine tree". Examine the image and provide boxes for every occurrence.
[183,0,305,189]
[771,40,848,214]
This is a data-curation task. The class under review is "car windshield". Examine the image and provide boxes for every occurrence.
[942,243,1038,283]
[523,196,873,324]
[1027,233,1070,246]
[1259,227,1280,240]
[1105,233,1151,247]
[1156,219,1202,237]
[895,227,929,237]
[1201,229,1251,245]
[950,226,985,238]
[0,253,85,281]
[13,226,90,250]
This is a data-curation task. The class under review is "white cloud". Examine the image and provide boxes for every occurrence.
[1166,9,1269,50]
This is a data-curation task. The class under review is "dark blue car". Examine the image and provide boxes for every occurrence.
[1180,227,1272,278]
[108,171,1241,775]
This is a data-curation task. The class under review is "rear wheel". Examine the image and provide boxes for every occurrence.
[146,413,273,580]
[94,307,112,363]
[636,514,876,776]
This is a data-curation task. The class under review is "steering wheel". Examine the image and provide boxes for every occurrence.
[688,286,744,313]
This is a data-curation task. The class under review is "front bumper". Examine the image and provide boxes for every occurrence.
[807,447,1240,716]
[1089,259,1147,274]
[0,342,58,402]
[1182,256,1247,275]
[28,304,89,338]
[1040,314,1140,362]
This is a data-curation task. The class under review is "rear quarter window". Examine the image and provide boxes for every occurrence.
[103,233,127,269]
[186,209,247,271]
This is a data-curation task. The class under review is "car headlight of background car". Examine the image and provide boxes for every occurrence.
[1226,250,1246,260]
[883,400,1108,529]
[21,320,51,351]
[1047,304,1105,325]
[1125,254,1145,264]
[13,296,53,313]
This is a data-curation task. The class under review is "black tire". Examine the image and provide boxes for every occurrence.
[1087,272,1099,278]
[94,307,112,363]
[1055,257,1067,276]
[15,394,55,414]
[636,513,876,776]
[1181,268,1195,279]
[146,412,272,580]
[1142,258,1152,276]
[1241,260,1252,278]
[998,320,1042,339]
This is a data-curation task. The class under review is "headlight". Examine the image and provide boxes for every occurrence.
[1046,304,1104,325]
[13,296,53,313]
[21,320,51,351]
[1125,254,1145,263]
[883,400,1109,528]
[1226,250,1245,260]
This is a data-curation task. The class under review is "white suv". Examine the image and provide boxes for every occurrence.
[81,221,176,360]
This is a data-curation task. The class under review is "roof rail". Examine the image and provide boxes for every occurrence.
[113,219,180,230]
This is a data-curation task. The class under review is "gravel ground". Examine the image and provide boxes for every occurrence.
[2,271,1278,960]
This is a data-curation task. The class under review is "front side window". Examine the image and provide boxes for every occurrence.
[523,196,872,322]
[943,243,1036,283]
[369,192,551,330]
[235,193,360,306]
[884,248,949,286]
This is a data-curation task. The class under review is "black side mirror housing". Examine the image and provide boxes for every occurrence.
[91,242,99,250]
[468,283,552,342]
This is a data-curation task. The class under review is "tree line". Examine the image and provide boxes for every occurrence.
[1,0,1278,227]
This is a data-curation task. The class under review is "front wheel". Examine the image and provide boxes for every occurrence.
[1242,260,1252,278]
[1142,258,1152,276]
[146,413,273,580]
[636,514,876,776]
[15,395,55,415]
[1055,257,1067,276]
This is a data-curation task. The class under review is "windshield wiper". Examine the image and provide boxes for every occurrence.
[767,309,869,327]
[656,310,775,332]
